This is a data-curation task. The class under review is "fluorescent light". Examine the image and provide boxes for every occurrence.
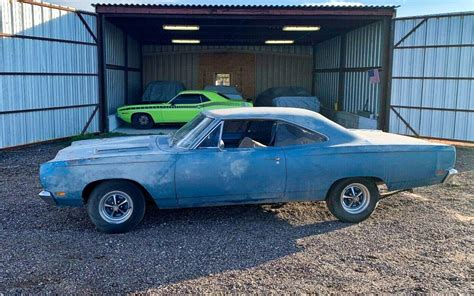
[163,25,200,31]
[283,26,321,32]
[172,39,201,44]
[265,40,294,45]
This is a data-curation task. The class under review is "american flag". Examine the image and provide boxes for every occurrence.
[368,69,380,84]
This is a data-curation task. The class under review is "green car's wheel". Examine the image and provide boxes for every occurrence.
[132,113,154,129]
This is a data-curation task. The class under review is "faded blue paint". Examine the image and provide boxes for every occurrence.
[175,146,286,207]
[39,108,456,209]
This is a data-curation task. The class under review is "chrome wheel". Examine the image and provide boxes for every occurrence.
[340,183,371,214]
[98,191,134,224]
[138,115,149,126]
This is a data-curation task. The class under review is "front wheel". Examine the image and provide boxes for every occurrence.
[326,178,379,223]
[86,181,146,233]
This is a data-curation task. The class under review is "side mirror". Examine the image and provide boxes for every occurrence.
[218,140,225,151]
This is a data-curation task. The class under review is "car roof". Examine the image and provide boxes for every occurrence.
[203,107,358,143]
[204,107,318,119]
[179,90,217,96]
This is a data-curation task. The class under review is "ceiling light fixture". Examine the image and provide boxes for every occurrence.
[172,39,201,44]
[265,40,294,45]
[283,26,321,31]
[163,25,200,31]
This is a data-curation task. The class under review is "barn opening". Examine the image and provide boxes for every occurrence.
[95,4,396,132]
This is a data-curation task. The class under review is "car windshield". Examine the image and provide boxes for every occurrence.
[170,114,215,148]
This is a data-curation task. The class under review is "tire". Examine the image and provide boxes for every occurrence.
[326,178,379,223]
[86,181,146,233]
[132,113,154,129]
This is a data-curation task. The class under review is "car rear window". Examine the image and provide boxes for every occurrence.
[274,123,326,147]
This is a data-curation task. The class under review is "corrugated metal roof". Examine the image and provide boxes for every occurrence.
[92,3,398,9]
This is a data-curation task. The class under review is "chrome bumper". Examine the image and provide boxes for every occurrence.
[39,190,56,206]
[443,169,458,184]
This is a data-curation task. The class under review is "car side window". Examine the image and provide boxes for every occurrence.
[274,123,326,147]
[171,94,202,105]
[198,124,222,148]
[218,120,277,148]
[200,95,210,103]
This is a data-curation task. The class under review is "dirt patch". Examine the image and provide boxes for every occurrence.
[0,143,472,294]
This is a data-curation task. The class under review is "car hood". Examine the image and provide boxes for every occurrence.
[51,135,169,162]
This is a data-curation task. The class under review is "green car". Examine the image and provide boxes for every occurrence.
[117,90,253,129]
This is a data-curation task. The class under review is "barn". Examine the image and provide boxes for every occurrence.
[0,0,473,148]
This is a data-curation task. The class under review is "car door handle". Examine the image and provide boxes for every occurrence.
[264,157,281,161]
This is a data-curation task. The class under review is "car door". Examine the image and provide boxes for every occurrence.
[273,122,329,201]
[162,94,203,123]
[174,121,286,207]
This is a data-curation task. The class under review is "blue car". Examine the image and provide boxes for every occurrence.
[39,108,457,233]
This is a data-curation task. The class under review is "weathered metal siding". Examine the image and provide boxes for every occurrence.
[142,45,313,96]
[104,20,142,117]
[1,0,96,42]
[314,72,339,109]
[104,20,124,115]
[314,37,340,109]
[128,37,142,102]
[255,53,312,95]
[105,69,125,114]
[0,0,99,149]
[344,72,380,113]
[390,13,474,141]
[345,22,383,68]
[104,20,124,66]
[143,50,200,89]
[314,37,341,69]
[313,21,384,118]
[128,71,142,104]
[128,37,141,69]
[343,21,383,115]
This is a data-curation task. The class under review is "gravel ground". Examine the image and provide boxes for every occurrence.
[0,142,472,294]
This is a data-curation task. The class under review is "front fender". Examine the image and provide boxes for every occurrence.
[40,157,178,208]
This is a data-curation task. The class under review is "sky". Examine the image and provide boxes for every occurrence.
[49,0,474,17]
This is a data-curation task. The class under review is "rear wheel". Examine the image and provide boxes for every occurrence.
[86,181,146,233]
[132,113,154,129]
[326,178,379,223]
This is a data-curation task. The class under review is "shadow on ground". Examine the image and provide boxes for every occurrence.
[2,176,348,293]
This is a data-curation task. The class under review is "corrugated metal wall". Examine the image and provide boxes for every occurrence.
[314,21,384,117]
[344,21,383,115]
[255,53,312,95]
[390,13,474,141]
[142,45,313,98]
[104,20,142,117]
[314,37,341,110]
[0,0,99,149]
[142,51,199,89]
